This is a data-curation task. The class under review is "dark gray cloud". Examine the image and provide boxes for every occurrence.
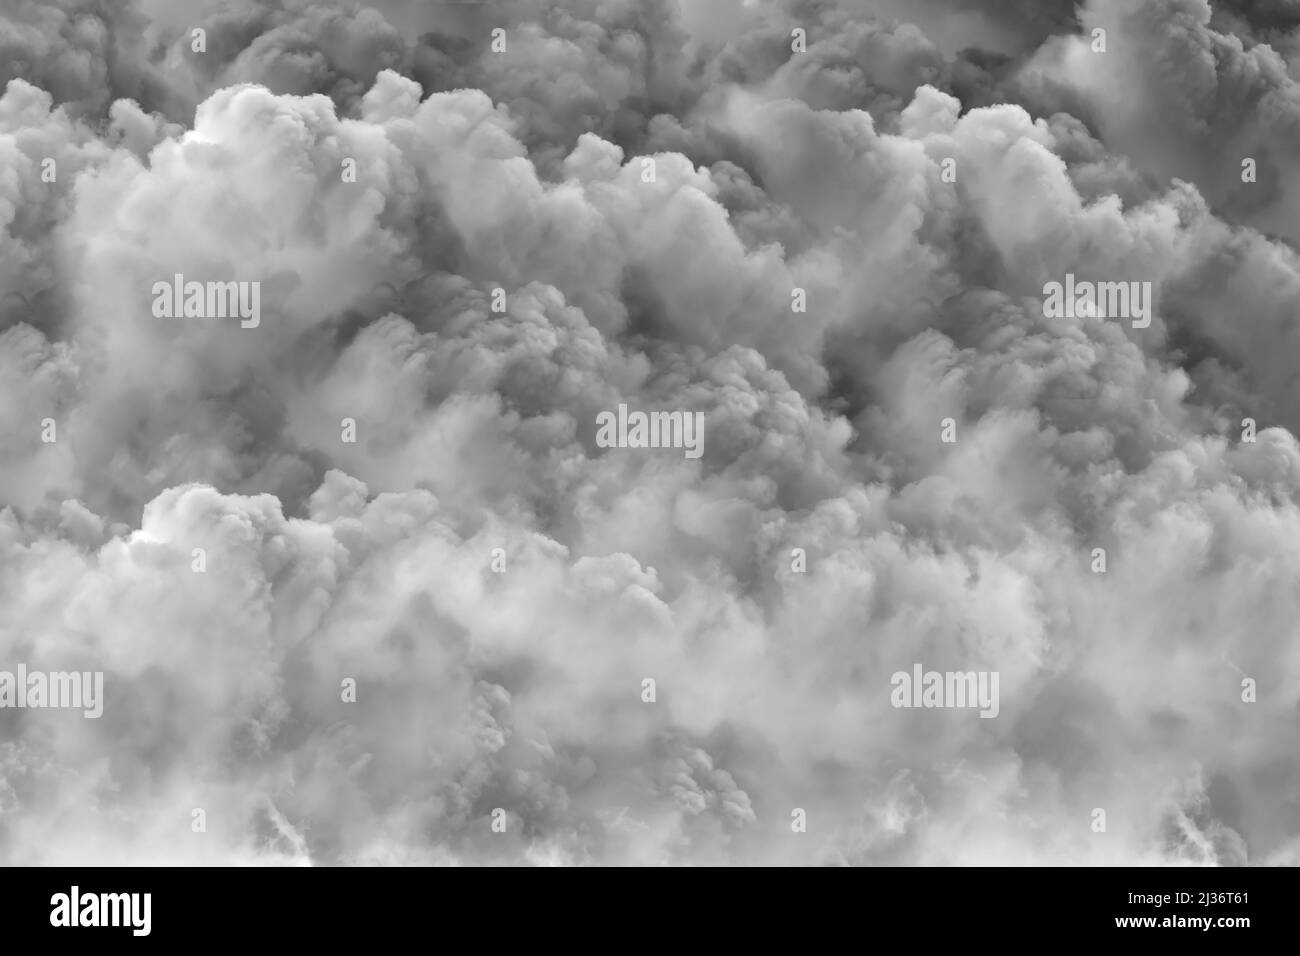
[1,0,1298,866]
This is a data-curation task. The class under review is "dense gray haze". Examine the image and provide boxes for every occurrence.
[1,0,1298,865]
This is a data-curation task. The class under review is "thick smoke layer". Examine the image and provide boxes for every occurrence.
[1,0,1298,865]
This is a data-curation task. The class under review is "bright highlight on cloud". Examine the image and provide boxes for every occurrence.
[1,0,1298,866]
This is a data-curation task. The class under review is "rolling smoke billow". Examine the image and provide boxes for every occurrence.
[1,0,1298,867]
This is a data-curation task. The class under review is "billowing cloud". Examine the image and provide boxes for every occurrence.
[1,0,1299,866]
